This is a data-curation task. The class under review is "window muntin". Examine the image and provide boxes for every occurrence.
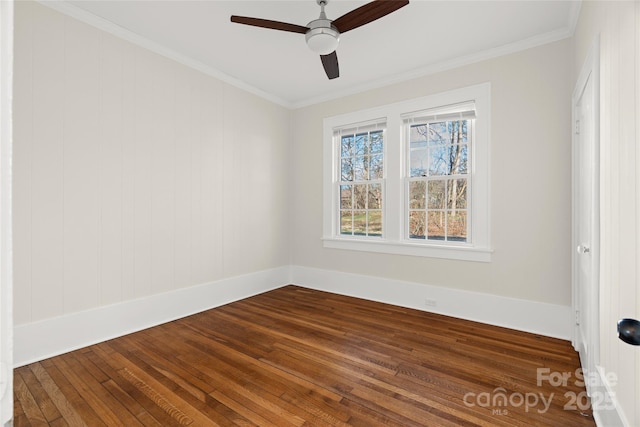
[406,118,472,243]
[337,124,385,237]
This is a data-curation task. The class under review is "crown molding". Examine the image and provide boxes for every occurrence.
[35,0,294,109]
[36,0,578,111]
[291,26,574,109]
[567,0,582,36]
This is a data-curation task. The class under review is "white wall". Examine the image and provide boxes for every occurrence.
[13,1,291,327]
[573,2,640,426]
[291,39,573,307]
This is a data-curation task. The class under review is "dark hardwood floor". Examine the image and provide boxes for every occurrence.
[14,285,595,426]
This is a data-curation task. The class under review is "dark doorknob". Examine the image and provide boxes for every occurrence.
[617,318,640,345]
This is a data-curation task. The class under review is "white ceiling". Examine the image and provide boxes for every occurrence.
[53,0,580,108]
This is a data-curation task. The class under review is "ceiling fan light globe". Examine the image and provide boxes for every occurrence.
[305,27,339,55]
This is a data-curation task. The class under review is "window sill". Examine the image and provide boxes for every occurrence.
[322,237,492,262]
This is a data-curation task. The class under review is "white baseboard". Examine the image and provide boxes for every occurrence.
[15,265,574,367]
[291,265,573,340]
[591,365,628,427]
[14,266,291,367]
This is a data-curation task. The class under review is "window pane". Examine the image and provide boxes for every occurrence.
[457,144,468,174]
[429,120,468,145]
[427,211,446,241]
[461,121,469,143]
[427,135,469,176]
[409,211,426,239]
[354,184,367,209]
[354,156,368,181]
[368,211,382,236]
[340,185,352,209]
[335,125,386,240]
[409,181,426,209]
[370,131,383,154]
[353,210,366,235]
[341,135,354,157]
[370,154,383,179]
[448,179,467,209]
[452,120,469,144]
[341,158,353,181]
[428,145,451,175]
[355,133,368,156]
[410,147,428,177]
[406,120,471,243]
[428,122,449,144]
[410,125,429,146]
[448,211,467,242]
[340,211,353,235]
[444,144,468,175]
[368,183,382,209]
[427,180,446,209]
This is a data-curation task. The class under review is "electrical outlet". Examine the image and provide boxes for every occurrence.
[425,299,438,307]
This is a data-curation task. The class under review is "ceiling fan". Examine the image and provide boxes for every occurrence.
[231,0,409,80]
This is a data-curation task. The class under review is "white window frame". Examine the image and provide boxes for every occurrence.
[334,119,387,239]
[323,83,492,262]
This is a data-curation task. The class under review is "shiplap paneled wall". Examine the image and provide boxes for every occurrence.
[573,2,640,425]
[13,1,291,326]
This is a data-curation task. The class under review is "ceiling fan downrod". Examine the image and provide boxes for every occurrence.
[317,0,329,19]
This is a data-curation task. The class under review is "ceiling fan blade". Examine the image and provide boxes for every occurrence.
[230,16,309,34]
[332,0,409,34]
[321,51,339,80]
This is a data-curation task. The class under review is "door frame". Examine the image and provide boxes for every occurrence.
[571,35,600,390]
[0,0,13,423]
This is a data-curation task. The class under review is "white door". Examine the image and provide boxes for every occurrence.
[572,41,599,391]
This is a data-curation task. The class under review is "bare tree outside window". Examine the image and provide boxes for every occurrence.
[339,129,384,237]
[408,120,470,242]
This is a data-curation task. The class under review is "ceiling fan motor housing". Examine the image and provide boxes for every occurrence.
[305,19,340,55]
[305,0,339,55]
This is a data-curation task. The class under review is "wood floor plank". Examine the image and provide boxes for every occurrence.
[118,367,195,426]
[172,325,354,426]
[67,351,146,427]
[49,355,129,427]
[172,352,304,427]
[18,365,62,424]
[13,416,32,427]
[100,379,164,427]
[109,337,256,427]
[39,359,107,426]
[28,363,86,427]
[13,396,28,427]
[83,348,168,427]
[101,342,225,427]
[94,342,228,427]
[176,319,345,403]
[15,285,596,426]
[14,372,48,427]
[47,419,69,427]
[173,342,342,426]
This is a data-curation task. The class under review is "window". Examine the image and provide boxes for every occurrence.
[336,120,386,237]
[405,104,474,243]
[323,83,491,262]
